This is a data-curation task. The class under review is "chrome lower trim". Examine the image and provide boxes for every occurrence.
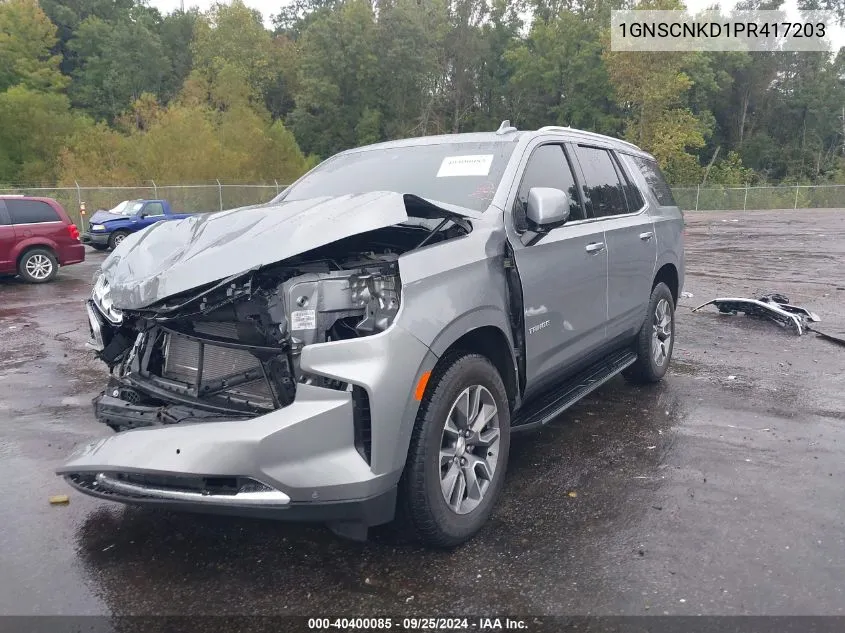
[93,473,291,507]
[85,301,105,351]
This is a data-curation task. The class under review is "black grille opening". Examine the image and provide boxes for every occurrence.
[118,473,240,494]
[352,386,372,465]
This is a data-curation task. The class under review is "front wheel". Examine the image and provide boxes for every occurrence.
[624,282,676,383]
[399,352,510,548]
[108,230,130,250]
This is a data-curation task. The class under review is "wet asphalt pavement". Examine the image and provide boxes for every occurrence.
[1,208,844,619]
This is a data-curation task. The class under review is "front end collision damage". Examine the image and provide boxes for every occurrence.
[61,191,517,536]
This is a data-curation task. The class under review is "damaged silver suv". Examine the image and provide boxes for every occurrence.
[58,123,683,547]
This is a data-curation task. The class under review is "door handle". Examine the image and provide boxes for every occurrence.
[639,231,654,241]
[585,242,605,254]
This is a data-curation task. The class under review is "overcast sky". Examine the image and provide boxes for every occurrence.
[148,0,844,49]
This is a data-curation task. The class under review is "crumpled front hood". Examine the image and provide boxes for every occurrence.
[100,192,410,310]
[88,210,126,224]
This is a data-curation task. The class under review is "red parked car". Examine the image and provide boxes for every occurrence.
[0,196,85,283]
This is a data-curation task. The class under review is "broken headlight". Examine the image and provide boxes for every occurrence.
[92,273,123,324]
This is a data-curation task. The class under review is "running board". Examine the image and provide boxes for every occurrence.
[511,349,637,432]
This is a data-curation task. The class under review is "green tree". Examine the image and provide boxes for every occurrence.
[159,9,200,101]
[707,150,755,185]
[68,8,171,121]
[60,85,313,185]
[39,0,135,77]
[507,7,620,134]
[0,0,67,92]
[287,0,380,157]
[0,87,81,183]
[192,0,289,111]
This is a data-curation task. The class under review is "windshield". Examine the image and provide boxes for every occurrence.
[276,141,516,212]
[109,201,144,216]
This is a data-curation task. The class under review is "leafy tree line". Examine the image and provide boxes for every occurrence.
[0,0,843,188]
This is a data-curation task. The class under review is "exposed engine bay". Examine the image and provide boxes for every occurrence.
[88,218,466,431]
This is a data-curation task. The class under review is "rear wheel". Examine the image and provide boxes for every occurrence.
[624,282,675,383]
[18,248,58,283]
[399,352,510,548]
[108,230,129,250]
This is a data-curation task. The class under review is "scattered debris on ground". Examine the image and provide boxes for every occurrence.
[48,495,69,505]
[693,293,820,335]
[681,291,694,299]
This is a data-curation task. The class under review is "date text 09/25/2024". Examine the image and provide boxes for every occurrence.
[307,618,529,630]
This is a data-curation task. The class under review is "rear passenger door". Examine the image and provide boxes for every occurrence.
[0,201,16,273]
[570,145,656,343]
[507,143,609,398]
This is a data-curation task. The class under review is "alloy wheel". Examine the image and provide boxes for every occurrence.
[25,254,53,280]
[439,385,501,515]
[652,297,673,366]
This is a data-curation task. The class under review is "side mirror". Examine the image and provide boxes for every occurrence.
[526,187,570,230]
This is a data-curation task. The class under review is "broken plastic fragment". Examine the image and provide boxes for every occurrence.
[692,293,819,335]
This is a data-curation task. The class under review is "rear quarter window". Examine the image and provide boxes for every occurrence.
[6,199,61,224]
[631,156,677,207]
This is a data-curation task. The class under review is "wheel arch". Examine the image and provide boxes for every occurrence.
[653,262,679,306]
[15,240,57,267]
[430,319,519,412]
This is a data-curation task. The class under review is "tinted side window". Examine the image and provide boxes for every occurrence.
[0,202,10,226]
[575,146,629,218]
[632,155,676,206]
[6,200,60,224]
[514,144,583,230]
[614,154,645,212]
[144,202,165,216]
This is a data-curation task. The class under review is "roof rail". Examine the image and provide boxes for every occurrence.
[496,120,518,135]
[537,125,641,151]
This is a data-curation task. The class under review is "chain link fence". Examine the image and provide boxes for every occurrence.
[0,183,284,227]
[672,184,845,212]
[3,182,845,228]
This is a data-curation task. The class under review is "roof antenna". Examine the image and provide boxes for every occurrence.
[496,120,517,135]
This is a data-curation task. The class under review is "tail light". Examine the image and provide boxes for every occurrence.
[67,224,80,241]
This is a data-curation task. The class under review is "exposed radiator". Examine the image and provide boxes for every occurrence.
[161,323,273,406]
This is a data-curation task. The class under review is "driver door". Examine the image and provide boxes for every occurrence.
[136,201,165,229]
[507,143,608,399]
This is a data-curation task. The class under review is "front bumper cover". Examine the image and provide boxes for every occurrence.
[59,321,438,527]
[81,231,110,246]
[64,470,397,526]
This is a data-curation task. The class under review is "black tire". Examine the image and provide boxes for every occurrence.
[624,282,676,384]
[17,248,58,283]
[90,244,109,252]
[399,351,511,548]
[108,230,130,250]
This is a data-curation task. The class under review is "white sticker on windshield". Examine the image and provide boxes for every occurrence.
[436,154,494,178]
[291,309,316,330]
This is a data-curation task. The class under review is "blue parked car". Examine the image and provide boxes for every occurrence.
[81,199,195,250]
